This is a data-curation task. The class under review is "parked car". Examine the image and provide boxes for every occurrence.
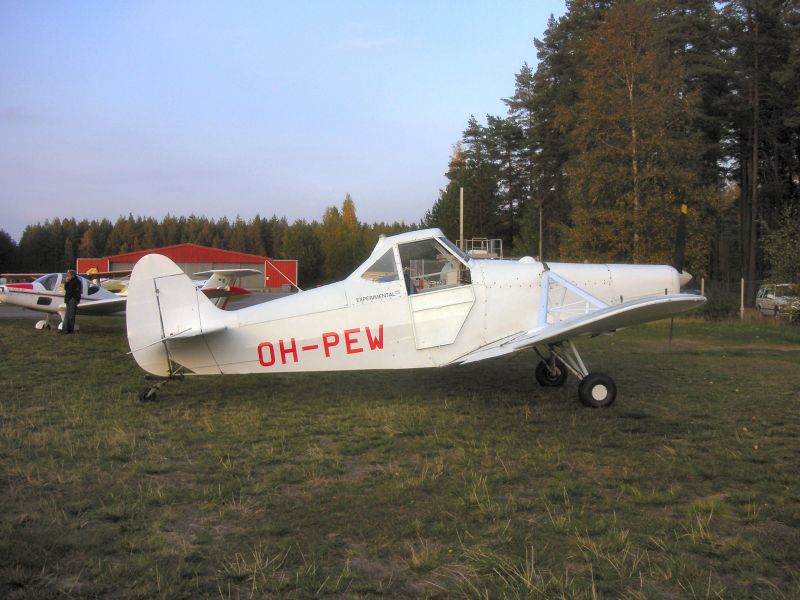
[755,283,800,321]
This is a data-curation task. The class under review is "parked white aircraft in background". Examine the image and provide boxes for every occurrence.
[126,228,705,407]
[0,269,258,330]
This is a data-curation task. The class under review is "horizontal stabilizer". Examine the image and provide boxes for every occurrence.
[457,294,706,364]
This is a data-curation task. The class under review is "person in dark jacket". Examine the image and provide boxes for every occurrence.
[61,269,81,334]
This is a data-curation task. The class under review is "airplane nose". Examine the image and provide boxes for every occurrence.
[679,270,693,288]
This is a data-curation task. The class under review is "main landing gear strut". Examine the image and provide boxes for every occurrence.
[534,341,617,408]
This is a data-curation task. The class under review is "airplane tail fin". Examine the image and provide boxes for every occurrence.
[126,254,227,376]
[193,268,259,309]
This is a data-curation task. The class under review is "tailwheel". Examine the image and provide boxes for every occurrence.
[535,358,568,387]
[138,388,158,402]
[578,373,617,408]
[137,370,184,402]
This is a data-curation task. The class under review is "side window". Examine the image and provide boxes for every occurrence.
[361,248,399,283]
[398,239,470,295]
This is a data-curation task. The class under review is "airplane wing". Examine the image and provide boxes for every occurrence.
[83,269,132,278]
[192,268,263,279]
[72,297,128,315]
[456,269,706,364]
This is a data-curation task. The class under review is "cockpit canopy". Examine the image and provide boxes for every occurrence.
[34,273,102,296]
[35,273,61,291]
[358,231,471,295]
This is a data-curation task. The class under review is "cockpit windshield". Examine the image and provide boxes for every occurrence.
[35,274,60,291]
[438,237,471,263]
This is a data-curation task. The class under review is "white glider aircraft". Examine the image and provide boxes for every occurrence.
[126,228,705,407]
[0,269,258,330]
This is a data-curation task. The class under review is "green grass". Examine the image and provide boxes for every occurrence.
[1,316,799,598]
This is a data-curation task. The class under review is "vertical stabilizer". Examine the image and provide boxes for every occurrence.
[126,254,226,376]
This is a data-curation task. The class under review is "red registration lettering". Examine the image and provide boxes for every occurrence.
[279,338,298,364]
[365,325,384,350]
[322,332,339,357]
[344,328,363,354]
[257,342,276,367]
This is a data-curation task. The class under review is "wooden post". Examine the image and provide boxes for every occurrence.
[741,278,745,321]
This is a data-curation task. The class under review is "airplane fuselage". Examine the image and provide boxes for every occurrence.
[0,274,120,315]
[136,234,681,376]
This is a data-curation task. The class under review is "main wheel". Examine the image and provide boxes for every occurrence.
[535,359,568,387]
[578,373,617,408]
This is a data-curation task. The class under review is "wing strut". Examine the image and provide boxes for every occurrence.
[537,270,608,329]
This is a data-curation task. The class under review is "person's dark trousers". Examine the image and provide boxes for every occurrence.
[63,298,78,333]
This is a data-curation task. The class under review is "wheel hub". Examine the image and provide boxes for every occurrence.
[591,384,608,402]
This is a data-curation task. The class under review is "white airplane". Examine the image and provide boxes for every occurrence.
[0,269,259,330]
[126,228,705,407]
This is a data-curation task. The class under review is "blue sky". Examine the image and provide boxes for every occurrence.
[1,1,565,243]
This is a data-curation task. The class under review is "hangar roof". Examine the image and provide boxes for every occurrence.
[107,243,268,264]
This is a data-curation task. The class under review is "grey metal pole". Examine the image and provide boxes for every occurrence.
[459,187,464,250]
[539,200,543,259]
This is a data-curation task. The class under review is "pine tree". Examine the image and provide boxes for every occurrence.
[721,0,799,292]
[424,144,467,241]
[283,220,323,287]
[0,230,18,272]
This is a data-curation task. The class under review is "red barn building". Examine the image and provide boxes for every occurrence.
[77,244,297,291]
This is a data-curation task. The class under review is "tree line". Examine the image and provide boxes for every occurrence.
[2,1,799,289]
[423,0,800,288]
[0,196,413,288]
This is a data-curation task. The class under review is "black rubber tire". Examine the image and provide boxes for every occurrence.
[578,372,617,408]
[138,388,157,402]
[535,359,568,387]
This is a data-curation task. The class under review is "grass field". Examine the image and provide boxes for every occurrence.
[1,315,799,599]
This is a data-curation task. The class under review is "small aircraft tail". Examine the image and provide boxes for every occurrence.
[192,268,260,309]
[126,254,227,376]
